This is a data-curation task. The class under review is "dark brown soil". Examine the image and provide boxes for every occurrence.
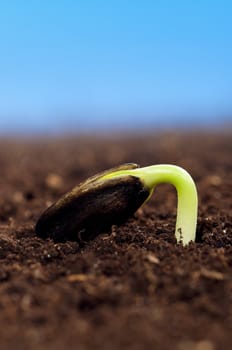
[0,131,231,350]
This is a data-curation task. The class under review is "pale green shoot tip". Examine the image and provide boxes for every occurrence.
[102,164,198,245]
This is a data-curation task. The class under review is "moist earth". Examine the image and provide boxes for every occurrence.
[0,131,231,350]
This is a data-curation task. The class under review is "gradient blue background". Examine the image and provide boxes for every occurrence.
[0,0,232,133]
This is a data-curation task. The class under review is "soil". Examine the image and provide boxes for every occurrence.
[0,130,231,350]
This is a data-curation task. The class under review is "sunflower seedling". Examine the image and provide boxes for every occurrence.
[36,163,198,245]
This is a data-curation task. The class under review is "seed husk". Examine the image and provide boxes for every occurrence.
[35,164,150,242]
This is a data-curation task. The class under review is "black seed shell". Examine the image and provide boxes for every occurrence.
[35,167,149,242]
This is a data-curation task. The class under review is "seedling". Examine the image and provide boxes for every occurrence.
[36,163,198,245]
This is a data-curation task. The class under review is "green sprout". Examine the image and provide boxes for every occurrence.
[36,163,198,246]
[101,164,198,245]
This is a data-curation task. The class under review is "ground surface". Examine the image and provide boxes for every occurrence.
[0,131,231,350]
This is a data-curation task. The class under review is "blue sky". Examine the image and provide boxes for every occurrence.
[0,0,232,132]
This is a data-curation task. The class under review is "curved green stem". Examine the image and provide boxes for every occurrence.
[102,165,198,245]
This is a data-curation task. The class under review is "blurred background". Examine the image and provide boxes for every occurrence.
[0,0,232,134]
